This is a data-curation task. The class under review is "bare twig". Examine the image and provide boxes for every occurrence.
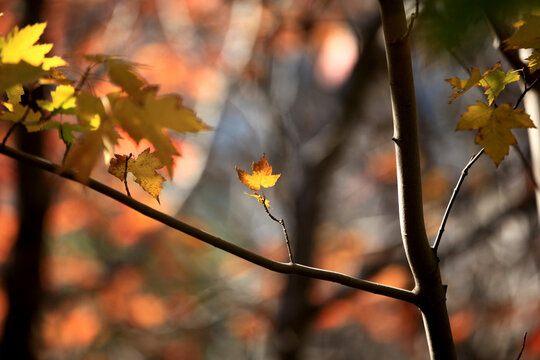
[516,332,527,360]
[0,144,419,305]
[261,195,294,264]
[433,148,484,253]
[124,153,132,198]
[1,107,30,147]
[397,0,419,42]
[514,78,539,110]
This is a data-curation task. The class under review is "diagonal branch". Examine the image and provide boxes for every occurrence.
[0,144,418,305]
[433,148,484,253]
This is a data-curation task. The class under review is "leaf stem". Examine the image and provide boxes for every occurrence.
[1,107,30,147]
[433,148,484,253]
[124,153,132,198]
[0,144,418,305]
[261,195,294,264]
[516,332,527,360]
[514,78,539,110]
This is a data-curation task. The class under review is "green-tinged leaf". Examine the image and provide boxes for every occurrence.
[41,121,91,145]
[446,63,501,104]
[106,60,146,100]
[479,69,520,105]
[456,102,535,165]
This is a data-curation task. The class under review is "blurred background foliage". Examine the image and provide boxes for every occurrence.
[0,0,539,359]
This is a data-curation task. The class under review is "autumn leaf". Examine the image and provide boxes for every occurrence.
[108,148,166,201]
[0,22,66,69]
[456,102,535,166]
[40,122,91,145]
[0,62,44,91]
[245,193,271,207]
[503,13,540,50]
[109,87,210,177]
[37,84,77,114]
[1,84,42,131]
[236,154,281,191]
[527,49,540,74]
[446,63,503,104]
[478,69,520,105]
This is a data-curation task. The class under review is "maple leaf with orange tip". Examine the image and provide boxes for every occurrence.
[236,154,280,191]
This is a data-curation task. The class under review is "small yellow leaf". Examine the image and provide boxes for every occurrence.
[108,148,166,201]
[446,63,501,104]
[236,154,281,191]
[457,102,536,166]
[37,84,76,113]
[527,50,540,74]
[245,192,270,207]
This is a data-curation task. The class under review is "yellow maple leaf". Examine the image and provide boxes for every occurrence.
[446,63,501,104]
[503,13,540,50]
[108,148,166,202]
[456,102,536,166]
[109,88,211,177]
[1,84,42,131]
[0,22,67,68]
[61,91,120,180]
[37,84,76,113]
[236,154,281,191]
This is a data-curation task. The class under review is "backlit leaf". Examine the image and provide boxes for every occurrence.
[446,63,501,104]
[108,148,166,201]
[37,84,76,114]
[109,88,210,176]
[478,69,520,105]
[236,154,281,191]
[0,22,66,68]
[456,102,535,166]
[527,49,540,74]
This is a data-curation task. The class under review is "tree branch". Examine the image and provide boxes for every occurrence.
[433,148,484,253]
[0,144,418,305]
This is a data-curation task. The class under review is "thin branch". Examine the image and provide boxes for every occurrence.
[516,332,527,360]
[397,0,419,42]
[261,195,294,264]
[433,148,484,253]
[1,107,30,147]
[0,144,419,305]
[124,153,132,198]
[514,78,539,110]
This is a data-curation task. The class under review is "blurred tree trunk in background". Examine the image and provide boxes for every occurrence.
[0,1,50,358]
[273,15,383,359]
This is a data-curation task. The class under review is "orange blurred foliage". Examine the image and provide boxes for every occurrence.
[366,148,397,183]
[227,309,269,340]
[0,206,18,263]
[128,293,167,328]
[98,267,143,322]
[42,305,101,350]
[164,337,203,360]
[449,310,476,343]
[43,255,103,290]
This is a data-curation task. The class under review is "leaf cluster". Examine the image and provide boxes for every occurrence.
[0,22,210,201]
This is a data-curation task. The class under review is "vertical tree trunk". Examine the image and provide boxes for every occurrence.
[378,0,456,359]
[0,1,49,359]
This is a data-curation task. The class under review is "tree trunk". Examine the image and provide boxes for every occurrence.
[378,0,456,358]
